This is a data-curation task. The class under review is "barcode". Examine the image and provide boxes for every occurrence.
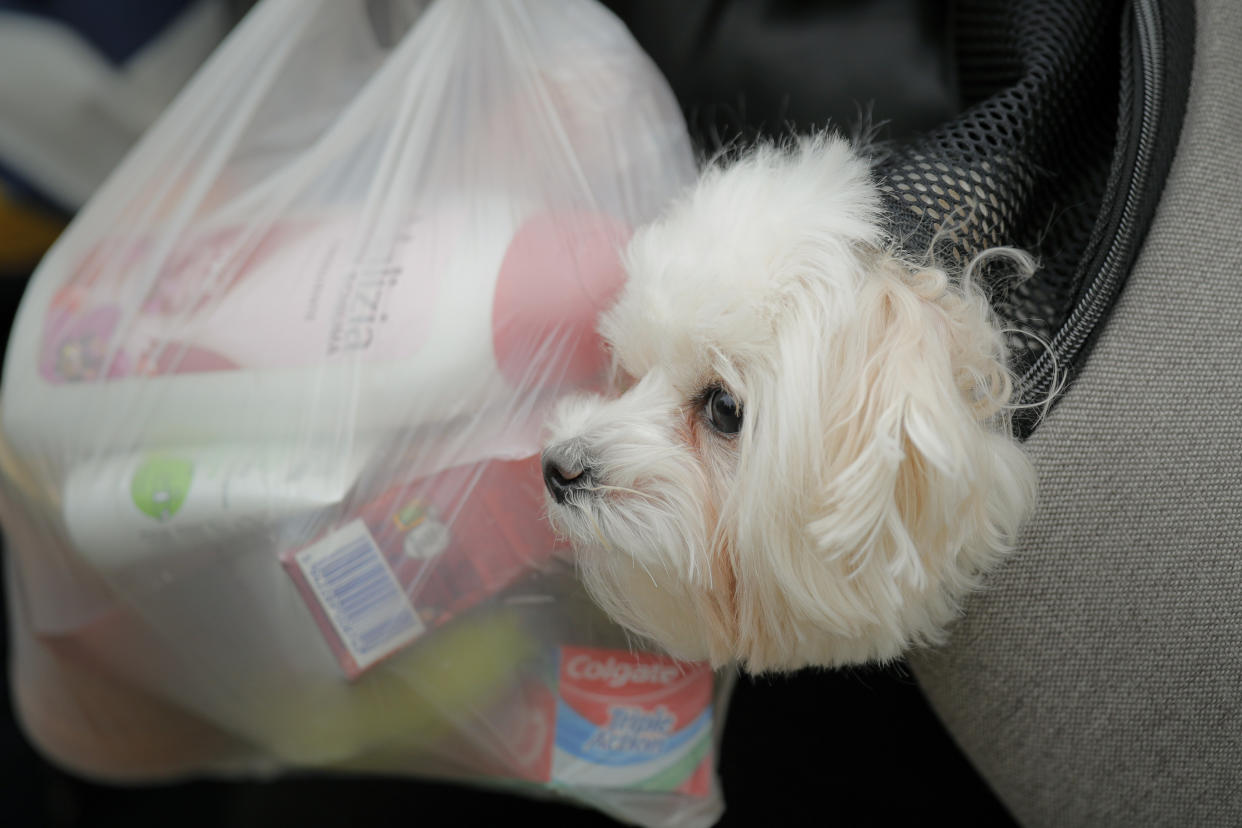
[295,520,423,670]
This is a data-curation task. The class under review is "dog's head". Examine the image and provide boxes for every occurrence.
[542,136,1035,672]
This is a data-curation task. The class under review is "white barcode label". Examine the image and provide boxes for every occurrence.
[294,519,424,671]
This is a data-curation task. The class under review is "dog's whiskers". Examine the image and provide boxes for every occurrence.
[583,483,653,500]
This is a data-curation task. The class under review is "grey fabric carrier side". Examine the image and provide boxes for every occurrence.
[910,0,1242,824]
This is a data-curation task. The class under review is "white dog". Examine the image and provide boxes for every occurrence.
[542,134,1036,673]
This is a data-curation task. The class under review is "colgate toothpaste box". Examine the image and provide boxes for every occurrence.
[470,646,715,795]
[552,646,714,794]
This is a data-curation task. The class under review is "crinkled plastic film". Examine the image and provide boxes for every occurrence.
[0,2,731,825]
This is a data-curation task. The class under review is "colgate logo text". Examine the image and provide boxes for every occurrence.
[566,655,680,688]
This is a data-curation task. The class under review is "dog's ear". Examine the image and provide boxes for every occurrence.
[729,255,1035,669]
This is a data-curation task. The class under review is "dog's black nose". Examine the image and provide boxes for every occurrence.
[542,452,591,504]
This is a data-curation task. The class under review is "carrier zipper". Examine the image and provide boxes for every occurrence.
[1016,0,1165,417]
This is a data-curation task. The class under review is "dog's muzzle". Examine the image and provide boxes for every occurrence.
[542,445,592,504]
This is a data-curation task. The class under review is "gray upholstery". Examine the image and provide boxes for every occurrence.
[910,0,1242,824]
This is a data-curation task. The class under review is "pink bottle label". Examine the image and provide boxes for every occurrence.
[39,216,445,383]
[38,210,631,389]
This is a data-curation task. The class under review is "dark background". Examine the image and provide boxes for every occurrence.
[3,1,1013,824]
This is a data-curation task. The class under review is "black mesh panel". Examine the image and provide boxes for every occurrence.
[878,0,1123,379]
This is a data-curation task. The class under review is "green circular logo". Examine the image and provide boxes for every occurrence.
[131,456,194,521]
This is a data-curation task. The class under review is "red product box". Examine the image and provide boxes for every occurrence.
[281,457,555,678]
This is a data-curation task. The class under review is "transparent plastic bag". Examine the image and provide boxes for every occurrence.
[0,2,730,825]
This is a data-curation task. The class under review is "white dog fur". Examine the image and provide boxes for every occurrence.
[542,134,1037,673]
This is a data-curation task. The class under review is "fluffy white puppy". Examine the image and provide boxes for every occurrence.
[542,135,1036,672]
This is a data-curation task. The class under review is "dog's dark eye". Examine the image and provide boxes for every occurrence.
[705,386,743,436]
